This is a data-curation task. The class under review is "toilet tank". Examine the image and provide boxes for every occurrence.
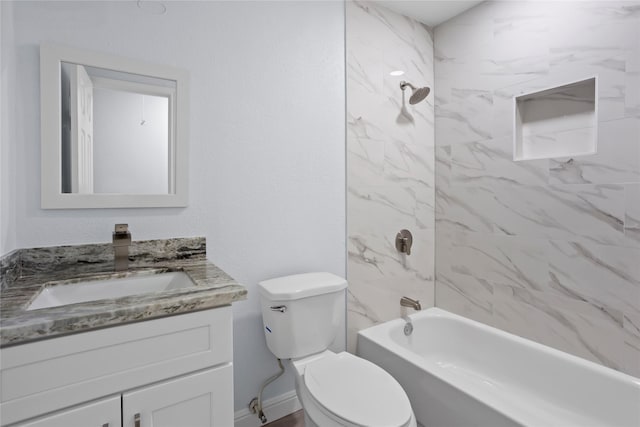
[258,272,347,360]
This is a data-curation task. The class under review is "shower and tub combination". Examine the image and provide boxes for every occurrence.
[347,1,639,426]
[358,308,640,427]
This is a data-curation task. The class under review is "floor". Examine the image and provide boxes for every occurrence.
[264,409,305,427]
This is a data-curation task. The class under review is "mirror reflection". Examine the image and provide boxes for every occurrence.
[60,62,176,195]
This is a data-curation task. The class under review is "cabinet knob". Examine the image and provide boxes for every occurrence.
[134,413,141,427]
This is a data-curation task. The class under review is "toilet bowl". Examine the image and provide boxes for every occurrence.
[258,272,416,427]
[292,351,417,427]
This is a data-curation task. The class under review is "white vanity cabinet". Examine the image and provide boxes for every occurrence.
[13,396,120,427]
[1,307,234,427]
[122,364,232,427]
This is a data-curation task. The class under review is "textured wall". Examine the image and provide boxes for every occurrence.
[434,1,640,376]
[3,0,345,411]
[346,1,435,352]
[1,1,17,255]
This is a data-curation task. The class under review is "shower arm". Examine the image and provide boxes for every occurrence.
[400,81,416,91]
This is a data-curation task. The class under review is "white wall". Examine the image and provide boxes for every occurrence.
[4,0,345,411]
[1,2,17,256]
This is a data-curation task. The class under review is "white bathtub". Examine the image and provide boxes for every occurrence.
[357,308,640,427]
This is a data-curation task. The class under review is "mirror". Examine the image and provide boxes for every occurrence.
[41,44,189,208]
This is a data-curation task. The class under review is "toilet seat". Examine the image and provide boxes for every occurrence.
[302,352,413,427]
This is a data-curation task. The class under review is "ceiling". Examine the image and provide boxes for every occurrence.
[374,0,484,27]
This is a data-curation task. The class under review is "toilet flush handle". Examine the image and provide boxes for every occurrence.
[270,305,287,313]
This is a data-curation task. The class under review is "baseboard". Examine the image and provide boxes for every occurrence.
[234,390,302,427]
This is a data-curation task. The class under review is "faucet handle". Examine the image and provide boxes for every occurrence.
[395,229,413,255]
[113,224,131,247]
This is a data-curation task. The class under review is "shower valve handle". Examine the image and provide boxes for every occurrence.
[396,229,413,255]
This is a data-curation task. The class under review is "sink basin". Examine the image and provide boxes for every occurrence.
[27,271,195,311]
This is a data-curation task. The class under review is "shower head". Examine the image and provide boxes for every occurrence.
[400,81,431,104]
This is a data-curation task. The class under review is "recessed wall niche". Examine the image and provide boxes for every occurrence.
[513,77,598,161]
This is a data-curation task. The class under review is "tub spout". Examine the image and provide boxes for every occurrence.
[400,296,420,336]
[400,296,421,311]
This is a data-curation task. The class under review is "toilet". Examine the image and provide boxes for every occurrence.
[258,272,417,427]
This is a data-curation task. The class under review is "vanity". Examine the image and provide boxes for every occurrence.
[0,42,247,426]
[0,237,247,427]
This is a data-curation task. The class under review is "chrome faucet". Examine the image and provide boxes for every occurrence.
[400,296,421,336]
[112,224,131,272]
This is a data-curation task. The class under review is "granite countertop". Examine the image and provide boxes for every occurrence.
[0,237,247,347]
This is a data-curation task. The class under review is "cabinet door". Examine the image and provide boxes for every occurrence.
[122,364,233,427]
[14,395,120,427]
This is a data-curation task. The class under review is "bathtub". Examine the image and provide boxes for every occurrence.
[357,308,640,427]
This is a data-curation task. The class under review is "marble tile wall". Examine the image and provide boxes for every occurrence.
[434,1,640,377]
[346,1,435,351]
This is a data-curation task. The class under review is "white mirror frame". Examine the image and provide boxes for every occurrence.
[40,44,189,209]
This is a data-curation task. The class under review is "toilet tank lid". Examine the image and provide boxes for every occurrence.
[258,272,347,301]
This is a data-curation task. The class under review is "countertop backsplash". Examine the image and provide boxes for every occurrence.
[0,250,21,291]
[2,237,207,289]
